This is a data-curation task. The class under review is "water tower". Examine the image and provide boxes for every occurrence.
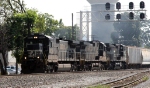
[87,0,118,43]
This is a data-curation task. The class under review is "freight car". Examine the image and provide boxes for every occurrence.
[126,46,142,68]
[140,48,150,68]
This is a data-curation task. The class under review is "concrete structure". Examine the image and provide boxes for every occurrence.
[87,0,118,43]
[7,51,16,66]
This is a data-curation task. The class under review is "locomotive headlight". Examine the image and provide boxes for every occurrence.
[34,36,38,39]
[24,57,26,59]
[37,56,40,59]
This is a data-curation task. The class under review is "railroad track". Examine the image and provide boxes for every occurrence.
[102,70,149,88]
[0,68,148,77]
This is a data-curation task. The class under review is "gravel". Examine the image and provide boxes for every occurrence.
[134,72,150,88]
[0,70,144,88]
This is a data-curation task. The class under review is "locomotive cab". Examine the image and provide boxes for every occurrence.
[26,43,43,59]
[21,33,51,73]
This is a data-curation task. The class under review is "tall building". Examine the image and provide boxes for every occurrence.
[87,0,118,43]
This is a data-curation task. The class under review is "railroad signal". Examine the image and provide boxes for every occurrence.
[116,14,121,20]
[105,14,110,20]
[105,2,110,10]
[129,12,134,19]
[129,2,134,9]
[116,2,121,10]
[140,1,145,9]
[140,13,145,19]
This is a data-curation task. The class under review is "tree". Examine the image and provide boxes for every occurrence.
[54,24,79,40]
[55,26,72,40]
[112,12,145,47]
[0,23,10,75]
[33,13,45,33]
[8,9,38,64]
[0,0,25,75]
[140,19,150,48]
[43,13,63,36]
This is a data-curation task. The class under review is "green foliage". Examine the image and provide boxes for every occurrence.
[43,13,63,35]
[142,76,149,81]
[8,9,39,63]
[0,0,26,75]
[24,9,38,27]
[140,19,150,48]
[144,45,150,49]
[33,13,45,33]
[112,12,145,47]
[54,24,79,40]
[9,9,38,47]
[55,26,72,39]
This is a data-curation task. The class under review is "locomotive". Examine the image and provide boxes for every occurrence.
[21,33,50,73]
[21,33,150,74]
[105,43,127,70]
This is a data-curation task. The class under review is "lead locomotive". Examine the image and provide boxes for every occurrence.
[21,33,55,73]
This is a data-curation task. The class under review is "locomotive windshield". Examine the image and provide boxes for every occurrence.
[27,43,43,58]
[27,43,43,50]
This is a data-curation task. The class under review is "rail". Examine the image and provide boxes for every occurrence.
[102,70,149,87]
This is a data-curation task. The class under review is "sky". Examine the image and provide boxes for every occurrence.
[24,0,149,26]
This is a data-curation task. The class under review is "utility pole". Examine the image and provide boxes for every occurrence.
[72,13,74,40]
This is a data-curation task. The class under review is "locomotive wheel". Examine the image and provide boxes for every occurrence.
[89,64,92,71]
[77,66,80,71]
[83,65,87,71]
[101,65,105,70]
[98,63,101,71]
[108,63,114,70]
[46,70,49,73]
[72,64,78,71]
[89,65,92,71]
[45,66,50,73]
[54,66,58,72]
[22,69,31,74]
[22,65,31,74]
[70,64,75,72]
[122,63,126,69]
[50,69,53,73]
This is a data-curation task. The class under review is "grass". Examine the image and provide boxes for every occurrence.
[142,76,149,82]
